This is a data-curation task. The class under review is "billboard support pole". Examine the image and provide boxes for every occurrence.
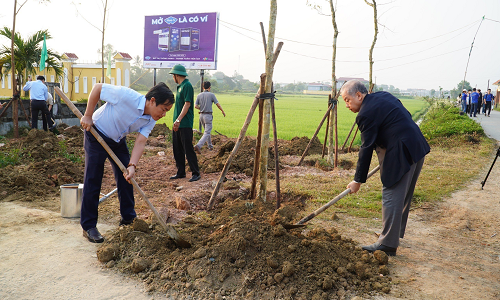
[153,68,157,86]
[200,69,205,92]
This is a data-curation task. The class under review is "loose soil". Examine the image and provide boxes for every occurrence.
[1,124,499,299]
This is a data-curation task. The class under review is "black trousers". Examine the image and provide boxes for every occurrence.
[31,100,53,130]
[172,127,200,177]
[485,101,492,115]
[81,129,135,231]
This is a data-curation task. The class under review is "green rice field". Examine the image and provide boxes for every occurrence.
[157,93,429,145]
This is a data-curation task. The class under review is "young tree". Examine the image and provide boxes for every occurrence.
[7,0,51,137]
[259,0,278,201]
[73,0,110,87]
[364,0,378,93]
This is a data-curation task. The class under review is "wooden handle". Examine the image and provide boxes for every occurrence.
[295,165,380,225]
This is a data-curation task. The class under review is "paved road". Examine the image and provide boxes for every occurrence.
[469,108,500,141]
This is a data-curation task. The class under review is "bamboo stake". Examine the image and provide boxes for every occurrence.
[250,78,266,199]
[321,95,331,159]
[297,103,333,166]
[0,99,14,119]
[251,22,267,200]
[208,74,266,209]
[334,101,338,167]
[348,126,359,153]
[270,96,281,208]
[18,99,31,128]
[341,121,356,151]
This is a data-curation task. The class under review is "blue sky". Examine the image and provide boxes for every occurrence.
[1,0,499,90]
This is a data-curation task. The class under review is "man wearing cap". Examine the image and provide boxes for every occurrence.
[169,64,201,182]
[194,81,226,153]
[341,80,430,256]
[23,75,55,131]
[461,89,467,114]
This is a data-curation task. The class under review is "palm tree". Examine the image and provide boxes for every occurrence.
[0,27,63,95]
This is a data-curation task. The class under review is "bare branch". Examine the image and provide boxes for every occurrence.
[71,1,103,33]
[16,0,28,14]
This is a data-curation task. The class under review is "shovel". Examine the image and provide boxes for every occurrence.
[283,165,380,229]
[54,87,191,248]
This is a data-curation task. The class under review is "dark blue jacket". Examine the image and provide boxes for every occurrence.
[355,91,430,188]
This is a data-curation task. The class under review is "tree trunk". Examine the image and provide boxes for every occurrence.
[258,0,277,202]
[365,0,378,93]
[327,0,338,166]
[11,0,19,138]
[99,0,108,107]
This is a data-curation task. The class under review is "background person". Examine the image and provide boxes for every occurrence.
[23,75,55,131]
[341,80,430,256]
[194,81,226,153]
[484,89,493,117]
[461,89,467,113]
[470,88,479,117]
[478,89,483,115]
[169,64,201,182]
[79,82,174,243]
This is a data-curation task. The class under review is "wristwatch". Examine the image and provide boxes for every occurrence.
[175,119,180,124]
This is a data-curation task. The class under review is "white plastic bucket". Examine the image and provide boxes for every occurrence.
[60,183,83,218]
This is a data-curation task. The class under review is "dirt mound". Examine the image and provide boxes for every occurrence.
[0,128,84,204]
[201,137,275,176]
[98,198,391,299]
[276,136,323,156]
[149,123,172,138]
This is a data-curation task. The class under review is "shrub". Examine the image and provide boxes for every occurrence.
[420,103,484,142]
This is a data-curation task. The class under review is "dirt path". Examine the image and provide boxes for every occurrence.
[0,202,165,300]
[379,162,500,299]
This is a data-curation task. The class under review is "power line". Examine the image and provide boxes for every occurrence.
[221,19,475,63]
[485,17,500,23]
[219,18,481,49]
[345,46,470,78]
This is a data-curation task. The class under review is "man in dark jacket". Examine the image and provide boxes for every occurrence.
[341,80,430,256]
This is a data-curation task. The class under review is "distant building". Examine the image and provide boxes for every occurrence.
[307,82,331,91]
[404,89,430,97]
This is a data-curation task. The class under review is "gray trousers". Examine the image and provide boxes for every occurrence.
[196,113,213,149]
[377,148,425,248]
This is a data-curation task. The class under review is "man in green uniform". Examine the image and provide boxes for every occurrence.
[169,64,200,182]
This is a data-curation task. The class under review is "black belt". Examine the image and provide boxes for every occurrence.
[200,112,212,114]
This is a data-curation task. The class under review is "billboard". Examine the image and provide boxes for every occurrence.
[143,12,219,70]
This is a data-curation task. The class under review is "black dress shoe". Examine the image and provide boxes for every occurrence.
[83,227,104,243]
[169,174,186,180]
[189,174,201,182]
[361,242,397,256]
[119,218,135,226]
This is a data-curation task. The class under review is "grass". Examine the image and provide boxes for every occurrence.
[156,92,429,143]
[263,100,495,221]
[0,148,21,168]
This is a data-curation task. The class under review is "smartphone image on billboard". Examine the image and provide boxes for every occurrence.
[191,28,200,51]
[158,27,170,52]
[169,27,180,52]
[180,28,191,51]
